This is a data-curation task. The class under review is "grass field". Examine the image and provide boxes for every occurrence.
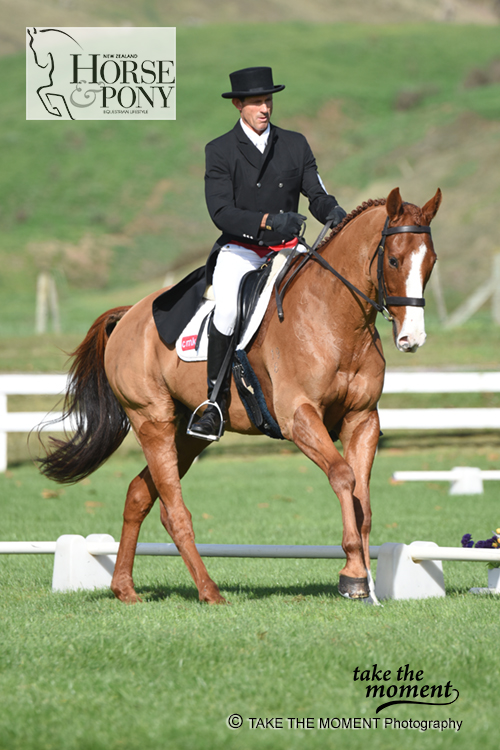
[1,437,500,750]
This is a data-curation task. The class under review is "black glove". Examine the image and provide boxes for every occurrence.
[325,205,347,227]
[266,212,307,240]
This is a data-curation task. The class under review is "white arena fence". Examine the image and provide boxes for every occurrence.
[392,467,500,495]
[0,370,499,472]
[0,374,70,473]
[1,535,500,600]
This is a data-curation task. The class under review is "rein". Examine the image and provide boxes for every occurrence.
[275,216,432,322]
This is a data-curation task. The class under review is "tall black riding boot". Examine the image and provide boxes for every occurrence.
[187,325,233,441]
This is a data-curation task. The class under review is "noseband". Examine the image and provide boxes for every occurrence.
[275,216,433,323]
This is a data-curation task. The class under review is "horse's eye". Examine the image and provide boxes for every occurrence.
[388,257,399,269]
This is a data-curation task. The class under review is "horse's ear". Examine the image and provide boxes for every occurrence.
[386,187,403,221]
[421,188,442,225]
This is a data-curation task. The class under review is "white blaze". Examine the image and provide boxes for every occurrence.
[397,243,427,352]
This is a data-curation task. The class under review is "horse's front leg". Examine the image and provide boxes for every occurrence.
[292,403,369,599]
[340,410,381,600]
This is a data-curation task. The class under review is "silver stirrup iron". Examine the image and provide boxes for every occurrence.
[186,400,225,442]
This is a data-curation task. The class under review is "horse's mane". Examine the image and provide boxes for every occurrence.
[318,197,387,250]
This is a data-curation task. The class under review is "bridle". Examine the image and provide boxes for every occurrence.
[275,216,433,322]
[373,217,432,319]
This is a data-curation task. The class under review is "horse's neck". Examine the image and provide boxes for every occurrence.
[320,207,383,319]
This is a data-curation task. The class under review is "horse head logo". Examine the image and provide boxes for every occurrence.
[27,27,83,119]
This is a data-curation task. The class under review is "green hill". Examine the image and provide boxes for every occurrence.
[1,22,500,354]
[3,0,499,56]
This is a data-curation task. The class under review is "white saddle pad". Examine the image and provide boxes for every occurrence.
[176,248,294,362]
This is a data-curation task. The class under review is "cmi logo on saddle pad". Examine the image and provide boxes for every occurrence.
[181,335,198,352]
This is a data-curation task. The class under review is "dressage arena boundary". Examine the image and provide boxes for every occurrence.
[393,467,500,495]
[1,371,500,472]
[1,536,500,600]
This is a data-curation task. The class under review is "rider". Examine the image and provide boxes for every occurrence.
[188,66,347,441]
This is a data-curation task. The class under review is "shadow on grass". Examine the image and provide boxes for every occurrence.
[135,580,342,603]
[70,582,344,603]
[74,580,491,605]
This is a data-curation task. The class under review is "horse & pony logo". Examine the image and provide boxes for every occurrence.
[26,27,176,121]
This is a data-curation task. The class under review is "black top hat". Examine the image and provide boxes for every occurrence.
[221,67,285,99]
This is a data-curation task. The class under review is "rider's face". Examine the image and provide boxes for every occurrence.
[233,95,273,135]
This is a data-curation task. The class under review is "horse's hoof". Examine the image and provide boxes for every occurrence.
[338,574,369,599]
[208,594,228,605]
[116,593,142,604]
[111,584,142,604]
[199,583,227,605]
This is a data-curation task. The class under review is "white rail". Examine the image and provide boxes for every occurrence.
[394,470,500,482]
[1,371,499,471]
[383,371,500,393]
[380,370,500,430]
[2,539,500,563]
[0,374,69,472]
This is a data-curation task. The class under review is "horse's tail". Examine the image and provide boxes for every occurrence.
[38,306,132,484]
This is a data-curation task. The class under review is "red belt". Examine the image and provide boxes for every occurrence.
[233,238,299,258]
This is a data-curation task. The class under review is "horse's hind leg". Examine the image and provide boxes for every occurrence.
[111,412,210,604]
[111,466,158,603]
[138,415,226,605]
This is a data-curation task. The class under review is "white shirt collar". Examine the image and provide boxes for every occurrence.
[239,119,270,153]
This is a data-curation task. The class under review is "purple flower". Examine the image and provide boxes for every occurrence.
[461,534,474,548]
[475,536,497,549]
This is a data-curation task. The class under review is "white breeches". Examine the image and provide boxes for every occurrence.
[212,244,266,336]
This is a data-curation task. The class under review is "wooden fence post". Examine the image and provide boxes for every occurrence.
[0,393,7,473]
[493,253,500,326]
[35,272,61,334]
[444,253,500,329]
[429,261,448,324]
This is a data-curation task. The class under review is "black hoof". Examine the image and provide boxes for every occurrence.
[338,574,370,599]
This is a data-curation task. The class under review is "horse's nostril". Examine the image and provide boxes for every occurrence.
[397,335,415,352]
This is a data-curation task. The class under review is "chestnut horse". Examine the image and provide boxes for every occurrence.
[39,187,441,604]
